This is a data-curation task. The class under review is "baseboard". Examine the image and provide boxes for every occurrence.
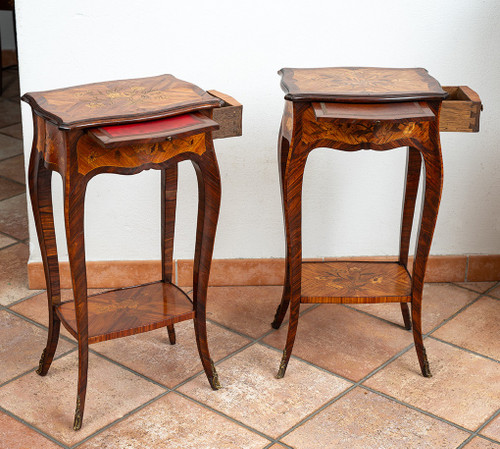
[27,254,500,289]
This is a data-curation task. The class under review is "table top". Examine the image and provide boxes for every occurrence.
[279,67,448,103]
[22,74,223,130]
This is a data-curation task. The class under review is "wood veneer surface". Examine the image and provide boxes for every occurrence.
[56,282,194,343]
[301,262,412,304]
[279,67,448,103]
[22,74,223,129]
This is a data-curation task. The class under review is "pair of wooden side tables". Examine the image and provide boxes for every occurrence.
[23,68,481,430]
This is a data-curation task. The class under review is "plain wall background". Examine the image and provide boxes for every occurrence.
[15,0,500,264]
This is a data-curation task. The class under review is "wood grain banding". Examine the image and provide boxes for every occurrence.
[56,281,194,343]
[301,261,411,304]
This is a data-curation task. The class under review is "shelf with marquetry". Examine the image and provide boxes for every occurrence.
[300,261,411,304]
[57,281,194,343]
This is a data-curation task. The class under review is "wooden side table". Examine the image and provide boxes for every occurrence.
[271,67,451,379]
[22,74,240,430]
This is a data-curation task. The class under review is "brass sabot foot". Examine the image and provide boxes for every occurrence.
[209,360,222,390]
[35,348,47,376]
[276,350,288,379]
[73,396,82,431]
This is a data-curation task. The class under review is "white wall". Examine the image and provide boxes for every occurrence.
[16,0,500,264]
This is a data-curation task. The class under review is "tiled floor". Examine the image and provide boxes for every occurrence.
[0,69,499,448]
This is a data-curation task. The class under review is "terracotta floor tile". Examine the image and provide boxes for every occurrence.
[463,437,500,448]
[0,154,25,184]
[263,305,413,381]
[0,411,61,449]
[0,133,22,161]
[0,122,23,139]
[0,232,16,248]
[0,310,74,384]
[481,414,500,441]
[0,351,165,446]
[282,387,468,449]
[0,193,28,240]
[432,297,500,360]
[350,283,479,334]
[79,392,268,449]
[364,339,500,430]
[456,282,497,294]
[0,243,39,305]
[0,99,21,128]
[488,284,500,299]
[0,176,25,200]
[93,320,251,387]
[179,344,351,438]
[204,285,286,338]
[10,289,107,340]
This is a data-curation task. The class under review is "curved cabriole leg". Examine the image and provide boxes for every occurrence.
[411,142,443,378]
[276,144,307,379]
[399,147,422,330]
[272,132,292,329]
[191,140,221,390]
[28,150,61,375]
[64,173,89,430]
[161,165,178,345]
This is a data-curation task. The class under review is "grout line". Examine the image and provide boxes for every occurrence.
[0,172,25,186]
[2,279,498,446]
[69,391,171,449]
[0,347,77,389]
[173,390,274,444]
[257,340,355,384]
[274,384,359,441]
[360,385,474,434]
[206,317,257,341]
[170,303,324,390]
[456,408,500,449]
[5,289,45,308]
[342,302,409,330]
[273,343,417,442]
[481,281,500,295]
[0,405,70,449]
[424,292,488,337]
[170,339,259,390]
[428,336,500,364]
[0,189,26,204]
[0,228,28,246]
[88,349,171,389]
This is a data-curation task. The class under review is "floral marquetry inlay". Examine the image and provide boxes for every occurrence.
[77,132,207,176]
[279,67,447,102]
[22,74,222,129]
[301,262,412,303]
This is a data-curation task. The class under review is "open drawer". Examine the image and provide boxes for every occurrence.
[88,112,219,148]
[208,90,243,139]
[440,86,482,132]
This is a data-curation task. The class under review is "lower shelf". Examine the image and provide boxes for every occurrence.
[301,261,412,304]
[56,281,194,344]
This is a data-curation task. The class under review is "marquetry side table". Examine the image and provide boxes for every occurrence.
[22,74,241,430]
[271,67,480,380]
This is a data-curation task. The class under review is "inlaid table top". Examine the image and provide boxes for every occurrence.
[22,74,223,130]
[279,67,448,103]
